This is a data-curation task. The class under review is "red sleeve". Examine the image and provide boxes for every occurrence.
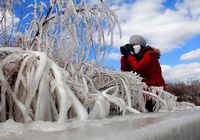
[127,51,158,74]
[121,56,129,71]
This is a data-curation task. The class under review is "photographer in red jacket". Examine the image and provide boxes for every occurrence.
[120,35,165,112]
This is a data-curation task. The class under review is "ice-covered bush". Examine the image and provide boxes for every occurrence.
[0,48,179,122]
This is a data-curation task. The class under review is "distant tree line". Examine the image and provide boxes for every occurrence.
[165,80,200,106]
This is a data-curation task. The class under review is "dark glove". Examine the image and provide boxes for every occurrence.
[124,44,136,55]
[120,46,131,58]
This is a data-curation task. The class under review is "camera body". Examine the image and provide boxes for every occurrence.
[121,44,133,51]
[120,44,134,58]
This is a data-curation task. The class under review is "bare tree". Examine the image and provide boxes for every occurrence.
[11,0,121,69]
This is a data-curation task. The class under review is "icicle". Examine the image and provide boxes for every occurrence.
[51,61,88,122]
[89,95,110,119]
[25,52,48,109]
[35,69,53,121]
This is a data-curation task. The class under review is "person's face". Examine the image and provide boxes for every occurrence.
[132,45,141,54]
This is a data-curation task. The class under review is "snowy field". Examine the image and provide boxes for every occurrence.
[1,110,200,140]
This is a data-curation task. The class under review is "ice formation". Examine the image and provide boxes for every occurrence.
[0,48,197,123]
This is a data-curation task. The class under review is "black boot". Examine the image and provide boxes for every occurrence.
[145,99,156,112]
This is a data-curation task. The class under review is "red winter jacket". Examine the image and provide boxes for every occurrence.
[121,48,165,87]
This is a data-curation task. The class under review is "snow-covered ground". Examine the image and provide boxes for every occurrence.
[1,110,200,140]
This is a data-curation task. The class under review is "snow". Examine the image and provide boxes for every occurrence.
[1,110,200,140]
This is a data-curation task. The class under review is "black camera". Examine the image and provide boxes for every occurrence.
[120,44,134,54]
[120,44,134,58]
[121,44,133,51]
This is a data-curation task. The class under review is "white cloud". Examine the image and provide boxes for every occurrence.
[107,52,121,60]
[112,0,200,52]
[176,0,200,19]
[180,48,200,60]
[161,63,200,82]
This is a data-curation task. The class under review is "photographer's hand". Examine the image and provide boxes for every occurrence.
[120,46,131,58]
[124,44,135,54]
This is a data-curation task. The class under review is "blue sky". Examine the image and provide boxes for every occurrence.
[104,0,200,82]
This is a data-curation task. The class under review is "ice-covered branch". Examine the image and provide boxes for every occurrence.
[20,0,121,70]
